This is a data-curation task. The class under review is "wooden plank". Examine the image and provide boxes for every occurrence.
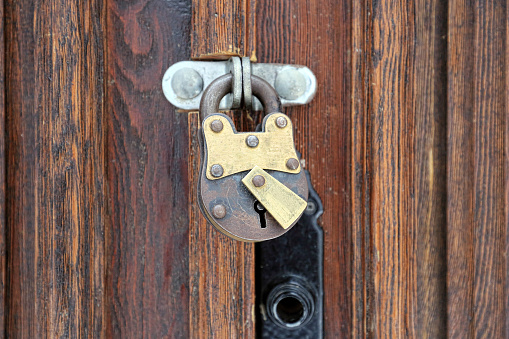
[104,0,192,337]
[188,112,255,338]
[4,0,106,337]
[256,0,352,337]
[506,6,509,338]
[412,0,448,336]
[352,0,448,336]
[0,0,5,335]
[367,1,416,336]
[447,0,508,337]
[191,0,256,60]
[351,1,371,336]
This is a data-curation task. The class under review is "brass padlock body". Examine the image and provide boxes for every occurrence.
[198,74,308,242]
[198,114,308,242]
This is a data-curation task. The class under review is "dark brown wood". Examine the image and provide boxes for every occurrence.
[0,0,5,335]
[447,1,508,337]
[4,0,106,337]
[506,10,509,339]
[191,0,256,60]
[188,112,255,338]
[256,0,352,336]
[351,2,371,336]
[413,1,448,336]
[351,0,448,337]
[104,0,192,337]
[365,1,416,335]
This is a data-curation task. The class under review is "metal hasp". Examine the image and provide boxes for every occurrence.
[256,170,323,338]
[162,57,317,111]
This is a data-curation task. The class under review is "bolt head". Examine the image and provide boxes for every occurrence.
[252,175,266,187]
[246,135,259,148]
[286,158,300,170]
[210,119,223,133]
[171,68,204,99]
[210,164,224,177]
[212,204,227,219]
[305,200,317,215]
[275,68,307,100]
[276,116,288,128]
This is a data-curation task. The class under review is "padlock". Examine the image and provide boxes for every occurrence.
[198,74,309,242]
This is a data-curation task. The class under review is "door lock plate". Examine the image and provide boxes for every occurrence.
[256,170,323,338]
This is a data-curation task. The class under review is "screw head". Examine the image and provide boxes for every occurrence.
[212,204,227,219]
[171,68,204,99]
[246,135,259,148]
[276,116,288,128]
[210,119,223,133]
[252,175,266,187]
[210,164,224,177]
[305,200,317,215]
[275,68,307,100]
[286,158,300,170]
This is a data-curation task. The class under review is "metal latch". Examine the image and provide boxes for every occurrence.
[162,57,316,111]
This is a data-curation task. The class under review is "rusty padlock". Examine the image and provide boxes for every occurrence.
[198,74,309,242]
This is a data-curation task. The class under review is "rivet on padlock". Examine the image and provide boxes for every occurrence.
[197,74,308,242]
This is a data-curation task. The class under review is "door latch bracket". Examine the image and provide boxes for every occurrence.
[162,57,316,111]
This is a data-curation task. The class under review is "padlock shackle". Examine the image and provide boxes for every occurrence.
[200,74,282,120]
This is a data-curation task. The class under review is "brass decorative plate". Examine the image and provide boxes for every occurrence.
[202,112,300,180]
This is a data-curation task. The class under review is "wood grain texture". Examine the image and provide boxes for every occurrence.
[256,0,351,337]
[191,0,256,60]
[447,1,508,337]
[351,1,372,336]
[368,1,416,335]
[188,112,255,339]
[412,1,448,336]
[0,0,5,335]
[351,0,448,337]
[105,0,192,337]
[506,7,509,338]
[4,0,106,337]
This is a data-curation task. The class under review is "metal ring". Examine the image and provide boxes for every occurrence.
[228,57,242,108]
[200,74,282,120]
[241,57,253,110]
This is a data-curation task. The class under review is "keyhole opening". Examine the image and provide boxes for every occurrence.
[254,201,267,228]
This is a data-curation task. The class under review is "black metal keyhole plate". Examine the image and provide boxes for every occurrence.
[256,170,324,338]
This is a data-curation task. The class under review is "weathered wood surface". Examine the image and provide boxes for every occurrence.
[0,0,5,335]
[191,0,256,60]
[4,0,106,337]
[350,0,507,337]
[105,0,192,337]
[352,0,420,335]
[352,0,447,338]
[447,1,508,337]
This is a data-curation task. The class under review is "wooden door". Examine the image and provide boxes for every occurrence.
[1,0,507,338]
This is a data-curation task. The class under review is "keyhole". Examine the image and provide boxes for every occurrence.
[254,201,267,228]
